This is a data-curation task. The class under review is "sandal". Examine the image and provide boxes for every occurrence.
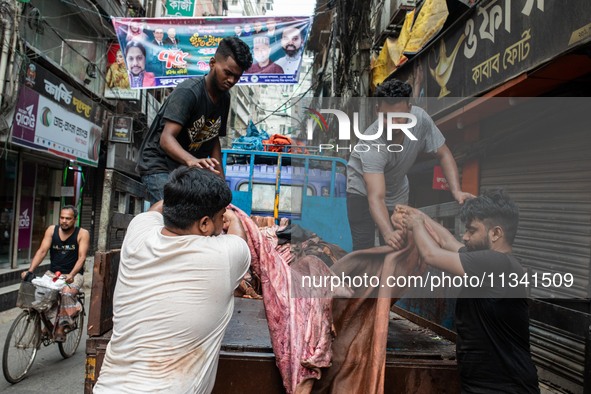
[54,326,66,342]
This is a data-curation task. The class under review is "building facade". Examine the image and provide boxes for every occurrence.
[0,0,134,269]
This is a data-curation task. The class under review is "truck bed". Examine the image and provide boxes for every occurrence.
[214,298,459,393]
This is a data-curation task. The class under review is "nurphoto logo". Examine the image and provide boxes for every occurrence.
[305,108,418,153]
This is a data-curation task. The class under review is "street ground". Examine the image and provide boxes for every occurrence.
[0,259,93,393]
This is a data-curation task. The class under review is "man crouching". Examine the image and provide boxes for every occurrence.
[400,190,539,393]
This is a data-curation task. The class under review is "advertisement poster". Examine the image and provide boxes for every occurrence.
[104,43,141,100]
[431,165,449,191]
[111,16,312,87]
[22,61,105,129]
[109,116,133,143]
[11,86,102,166]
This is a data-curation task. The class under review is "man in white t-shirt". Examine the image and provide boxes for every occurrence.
[94,166,251,394]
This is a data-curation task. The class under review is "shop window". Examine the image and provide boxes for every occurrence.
[0,152,17,268]
[238,183,313,214]
[61,39,97,85]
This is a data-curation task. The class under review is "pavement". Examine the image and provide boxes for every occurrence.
[0,256,94,392]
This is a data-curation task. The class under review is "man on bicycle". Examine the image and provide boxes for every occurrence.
[20,205,90,342]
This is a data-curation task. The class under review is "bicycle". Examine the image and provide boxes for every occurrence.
[2,279,86,384]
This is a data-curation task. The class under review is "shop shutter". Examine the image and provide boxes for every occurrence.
[479,112,591,393]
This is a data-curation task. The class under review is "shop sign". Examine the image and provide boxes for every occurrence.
[11,86,102,167]
[166,0,195,17]
[432,165,450,190]
[22,61,105,128]
[17,197,33,250]
[396,0,591,114]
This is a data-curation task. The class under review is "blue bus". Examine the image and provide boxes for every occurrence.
[222,149,352,252]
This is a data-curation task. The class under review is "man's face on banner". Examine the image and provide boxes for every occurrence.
[126,47,146,76]
[281,27,302,57]
[254,39,271,66]
[116,118,128,129]
[154,29,164,42]
[266,19,276,32]
[129,22,142,34]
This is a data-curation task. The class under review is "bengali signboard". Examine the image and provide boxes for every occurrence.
[22,61,106,128]
[106,122,143,176]
[11,86,102,166]
[396,0,591,112]
[18,164,35,250]
[166,0,195,17]
[111,16,312,87]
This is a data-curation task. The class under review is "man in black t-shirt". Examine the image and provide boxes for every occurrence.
[401,190,540,393]
[137,37,253,203]
[21,205,90,342]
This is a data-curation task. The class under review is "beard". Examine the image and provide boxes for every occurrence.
[284,45,299,57]
[464,234,491,252]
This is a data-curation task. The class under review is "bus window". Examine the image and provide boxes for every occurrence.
[238,183,314,214]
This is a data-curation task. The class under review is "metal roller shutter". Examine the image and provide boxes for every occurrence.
[479,112,591,393]
[480,130,591,299]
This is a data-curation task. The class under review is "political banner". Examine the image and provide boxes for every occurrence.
[104,43,141,100]
[111,16,312,88]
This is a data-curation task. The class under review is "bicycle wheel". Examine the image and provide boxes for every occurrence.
[58,311,84,358]
[2,310,40,384]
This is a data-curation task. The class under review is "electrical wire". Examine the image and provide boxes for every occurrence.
[252,64,316,126]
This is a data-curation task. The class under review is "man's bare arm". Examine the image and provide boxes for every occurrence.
[210,137,224,179]
[160,120,220,173]
[397,205,464,252]
[363,172,403,249]
[424,217,464,252]
[224,210,247,242]
[21,225,54,279]
[149,200,164,213]
[405,213,465,276]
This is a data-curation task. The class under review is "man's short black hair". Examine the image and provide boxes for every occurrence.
[374,79,412,105]
[125,40,147,57]
[61,205,78,219]
[162,167,232,230]
[216,37,253,71]
[460,189,519,244]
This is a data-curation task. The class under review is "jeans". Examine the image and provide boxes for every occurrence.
[142,173,170,204]
[346,193,393,251]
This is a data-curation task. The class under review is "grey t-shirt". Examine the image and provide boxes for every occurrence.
[137,77,230,176]
[346,105,445,207]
